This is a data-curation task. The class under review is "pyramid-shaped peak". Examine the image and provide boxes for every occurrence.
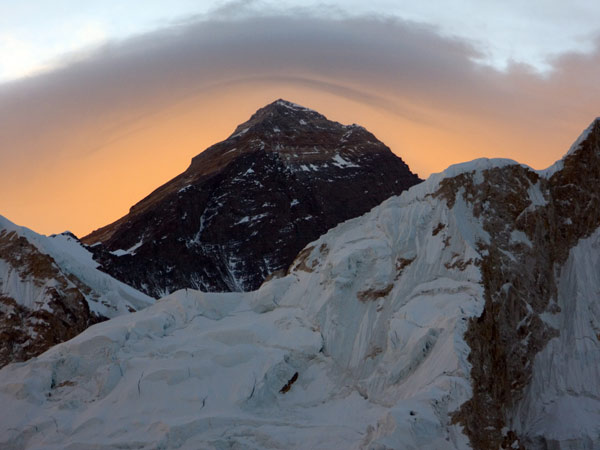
[251,99,324,121]
[228,99,333,138]
[272,99,315,111]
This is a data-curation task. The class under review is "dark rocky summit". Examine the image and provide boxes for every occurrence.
[82,99,421,297]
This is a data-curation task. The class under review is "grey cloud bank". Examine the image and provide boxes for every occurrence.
[1,12,599,168]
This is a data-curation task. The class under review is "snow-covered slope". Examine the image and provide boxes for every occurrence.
[0,167,486,449]
[0,216,153,367]
[1,119,599,449]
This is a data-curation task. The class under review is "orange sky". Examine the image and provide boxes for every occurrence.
[1,81,588,237]
[1,16,598,237]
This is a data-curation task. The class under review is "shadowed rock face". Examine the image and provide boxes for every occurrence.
[439,118,600,449]
[0,230,103,368]
[82,99,421,297]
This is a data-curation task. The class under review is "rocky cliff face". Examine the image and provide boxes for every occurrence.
[0,217,152,368]
[82,99,421,297]
[0,228,99,368]
[445,118,600,448]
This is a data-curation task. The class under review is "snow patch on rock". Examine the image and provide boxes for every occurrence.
[512,227,600,448]
[0,215,152,317]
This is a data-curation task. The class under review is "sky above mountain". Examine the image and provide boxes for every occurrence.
[2,1,600,236]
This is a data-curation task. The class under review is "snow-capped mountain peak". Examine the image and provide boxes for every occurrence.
[82,100,421,297]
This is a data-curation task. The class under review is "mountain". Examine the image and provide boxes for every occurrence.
[0,216,153,368]
[82,99,421,297]
[2,119,598,448]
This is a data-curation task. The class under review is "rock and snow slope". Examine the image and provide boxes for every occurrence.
[512,228,600,447]
[0,216,153,367]
[0,166,485,449]
[1,119,600,449]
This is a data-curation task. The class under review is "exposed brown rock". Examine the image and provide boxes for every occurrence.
[442,235,452,249]
[440,119,600,449]
[261,269,287,284]
[0,230,104,368]
[357,284,394,302]
[432,223,446,236]
[279,372,299,394]
[365,345,384,360]
[395,256,415,279]
[290,246,317,273]
[444,257,473,271]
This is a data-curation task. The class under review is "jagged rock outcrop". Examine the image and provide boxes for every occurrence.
[82,99,421,297]
[444,118,600,449]
[0,217,152,368]
[0,229,99,368]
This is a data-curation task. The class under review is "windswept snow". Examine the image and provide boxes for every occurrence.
[2,135,599,447]
[110,238,144,257]
[331,153,360,168]
[0,216,152,317]
[0,171,487,449]
[230,127,250,138]
[275,99,315,112]
[565,118,600,157]
[0,258,50,310]
[399,158,521,206]
[235,213,269,225]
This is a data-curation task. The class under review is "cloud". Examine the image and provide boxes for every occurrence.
[1,12,595,146]
[0,15,482,158]
[0,11,599,234]
[0,33,50,80]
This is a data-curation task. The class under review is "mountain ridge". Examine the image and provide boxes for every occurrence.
[82,99,421,297]
[1,118,598,448]
[0,215,152,368]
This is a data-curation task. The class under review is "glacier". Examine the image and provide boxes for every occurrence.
[0,159,501,449]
